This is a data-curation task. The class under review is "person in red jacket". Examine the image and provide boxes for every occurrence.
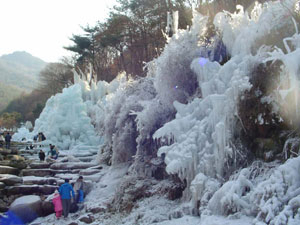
[52,190,63,219]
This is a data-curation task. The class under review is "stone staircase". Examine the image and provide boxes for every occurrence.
[0,142,102,214]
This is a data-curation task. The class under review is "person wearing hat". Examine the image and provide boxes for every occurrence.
[59,179,75,218]
[52,190,63,219]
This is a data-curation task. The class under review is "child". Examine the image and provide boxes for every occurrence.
[52,190,63,219]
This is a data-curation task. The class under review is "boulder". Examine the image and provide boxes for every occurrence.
[0,195,42,224]
[40,200,54,217]
[0,166,19,175]
[79,214,94,224]
[0,182,5,189]
[0,174,22,186]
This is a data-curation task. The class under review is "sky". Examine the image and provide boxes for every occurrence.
[0,0,116,62]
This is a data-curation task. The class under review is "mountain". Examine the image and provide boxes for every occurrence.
[0,51,47,111]
[0,51,47,91]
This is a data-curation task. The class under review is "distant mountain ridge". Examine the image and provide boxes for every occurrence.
[0,51,47,91]
[0,51,47,112]
[1,51,46,72]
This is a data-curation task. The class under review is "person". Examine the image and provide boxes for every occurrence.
[0,134,4,147]
[41,132,46,141]
[48,144,59,160]
[33,134,38,143]
[73,176,84,203]
[52,190,63,219]
[39,150,45,161]
[59,179,75,218]
[5,132,12,149]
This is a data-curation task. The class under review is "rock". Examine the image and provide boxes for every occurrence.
[68,223,78,225]
[50,162,97,170]
[79,169,102,176]
[167,175,186,200]
[22,169,54,177]
[0,149,12,155]
[83,180,93,195]
[2,195,42,224]
[73,152,94,157]
[40,200,54,217]
[5,156,28,170]
[0,182,5,189]
[5,185,58,196]
[0,166,19,175]
[23,176,60,185]
[0,174,22,186]
[29,162,51,169]
[88,207,105,214]
[79,214,94,224]
[254,138,279,161]
[78,156,94,162]
[10,195,40,208]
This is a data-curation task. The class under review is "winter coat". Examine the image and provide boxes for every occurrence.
[5,134,11,142]
[74,180,83,192]
[52,193,62,212]
[59,182,75,200]
[39,151,45,159]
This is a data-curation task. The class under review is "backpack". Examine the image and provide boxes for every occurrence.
[70,202,78,213]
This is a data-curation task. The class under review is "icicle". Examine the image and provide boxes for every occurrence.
[166,11,172,37]
[172,11,179,36]
[73,69,80,84]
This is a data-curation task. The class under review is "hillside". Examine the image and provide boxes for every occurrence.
[0,82,23,112]
[0,51,47,91]
[0,51,47,111]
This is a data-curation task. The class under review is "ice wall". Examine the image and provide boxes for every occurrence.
[153,1,300,220]
[33,84,100,150]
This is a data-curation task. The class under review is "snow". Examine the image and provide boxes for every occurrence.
[22,0,300,224]
[10,195,40,208]
[12,127,33,142]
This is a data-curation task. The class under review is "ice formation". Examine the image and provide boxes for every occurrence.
[16,0,300,224]
[152,0,300,223]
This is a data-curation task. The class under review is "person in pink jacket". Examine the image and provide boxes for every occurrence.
[52,190,63,219]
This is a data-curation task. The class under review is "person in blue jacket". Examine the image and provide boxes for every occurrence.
[59,179,75,218]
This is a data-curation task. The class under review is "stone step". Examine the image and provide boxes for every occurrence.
[22,176,64,186]
[72,152,94,157]
[19,149,39,155]
[55,172,102,183]
[22,169,55,177]
[0,174,23,186]
[22,168,81,177]
[0,166,19,175]
[77,156,94,162]
[50,162,97,170]
[4,184,58,196]
[29,162,52,169]
[0,159,27,170]
[79,168,102,176]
